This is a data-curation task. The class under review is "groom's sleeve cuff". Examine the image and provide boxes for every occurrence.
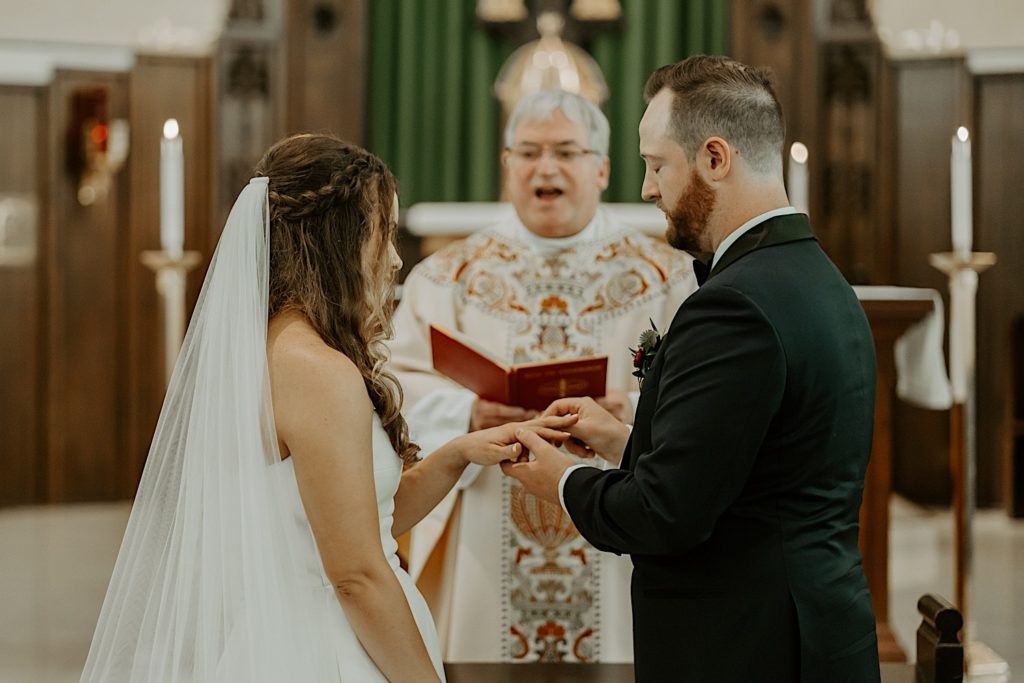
[558,464,590,516]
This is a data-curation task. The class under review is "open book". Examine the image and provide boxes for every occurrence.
[429,324,608,411]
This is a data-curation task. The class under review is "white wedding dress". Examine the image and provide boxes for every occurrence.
[211,413,446,681]
[268,414,446,681]
[80,178,445,682]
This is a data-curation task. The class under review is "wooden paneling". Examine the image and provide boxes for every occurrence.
[215,3,284,227]
[43,70,130,502]
[127,55,213,494]
[886,59,970,504]
[0,86,46,506]
[1013,320,1024,516]
[891,60,969,292]
[730,0,821,234]
[730,0,817,147]
[873,59,897,285]
[285,0,366,142]
[731,0,892,285]
[975,73,1024,510]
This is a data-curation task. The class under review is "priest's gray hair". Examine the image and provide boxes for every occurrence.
[504,90,610,159]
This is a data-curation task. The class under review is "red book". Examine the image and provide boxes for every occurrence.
[429,325,607,411]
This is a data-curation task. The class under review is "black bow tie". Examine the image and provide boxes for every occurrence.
[692,259,711,286]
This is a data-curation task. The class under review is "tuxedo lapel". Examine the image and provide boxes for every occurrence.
[707,213,815,282]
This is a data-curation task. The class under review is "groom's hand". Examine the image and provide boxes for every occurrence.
[595,388,633,425]
[500,430,576,505]
[543,397,630,465]
[455,415,576,467]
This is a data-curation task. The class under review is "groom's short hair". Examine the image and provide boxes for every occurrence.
[644,55,785,176]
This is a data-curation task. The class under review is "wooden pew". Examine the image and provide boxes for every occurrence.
[916,594,965,683]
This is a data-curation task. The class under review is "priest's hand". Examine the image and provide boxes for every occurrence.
[543,397,630,466]
[595,389,634,425]
[453,414,576,467]
[500,430,577,505]
[469,398,538,431]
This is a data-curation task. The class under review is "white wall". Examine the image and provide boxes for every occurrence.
[0,0,228,84]
[3,0,1021,82]
[0,0,227,51]
[871,0,1024,57]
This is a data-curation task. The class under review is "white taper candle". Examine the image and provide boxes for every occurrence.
[951,126,972,258]
[160,119,184,258]
[788,142,809,215]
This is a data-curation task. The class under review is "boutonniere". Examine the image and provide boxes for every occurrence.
[630,319,662,388]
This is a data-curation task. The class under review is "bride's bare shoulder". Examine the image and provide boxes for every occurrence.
[267,311,373,460]
[267,310,367,405]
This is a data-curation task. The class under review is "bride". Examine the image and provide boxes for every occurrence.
[80,134,573,682]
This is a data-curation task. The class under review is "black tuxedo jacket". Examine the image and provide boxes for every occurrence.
[564,214,881,682]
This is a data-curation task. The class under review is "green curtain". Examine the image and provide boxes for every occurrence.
[368,0,516,206]
[368,0,728,206]
[592,1,728,201]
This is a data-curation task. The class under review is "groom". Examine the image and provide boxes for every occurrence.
[504,55,881,682]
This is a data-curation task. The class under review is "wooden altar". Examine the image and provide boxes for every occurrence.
[444,662,917,682]
[859,296,937,662]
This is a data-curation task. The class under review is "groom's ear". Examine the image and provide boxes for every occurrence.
[699,137,731,181]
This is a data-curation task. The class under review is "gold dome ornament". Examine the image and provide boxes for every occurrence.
[494,11,609,113]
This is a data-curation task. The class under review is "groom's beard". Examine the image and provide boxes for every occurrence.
[664,170,716,255]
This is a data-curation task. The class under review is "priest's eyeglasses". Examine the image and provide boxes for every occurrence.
[505,143,599,166]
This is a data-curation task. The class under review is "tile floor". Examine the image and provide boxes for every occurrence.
[1,498,1020,682]
[1,504,127,683]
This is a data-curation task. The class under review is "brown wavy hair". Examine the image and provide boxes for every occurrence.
[254,133,419,464]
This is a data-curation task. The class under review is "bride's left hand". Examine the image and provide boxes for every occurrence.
[454,414,578,467]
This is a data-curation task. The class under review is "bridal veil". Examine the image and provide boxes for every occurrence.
[81,178,333,681]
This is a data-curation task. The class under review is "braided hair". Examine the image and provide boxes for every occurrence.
[254,133,419,465]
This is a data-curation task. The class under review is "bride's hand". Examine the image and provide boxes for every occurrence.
[453,414,578,467]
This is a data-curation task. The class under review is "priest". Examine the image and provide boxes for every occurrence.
[388,89,696,663]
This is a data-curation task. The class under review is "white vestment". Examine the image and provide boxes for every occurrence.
[389,208,696,663]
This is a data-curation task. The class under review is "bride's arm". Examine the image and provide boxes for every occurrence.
[273,342,441,683]
[391,415,578,537]
[391,437,475,537]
